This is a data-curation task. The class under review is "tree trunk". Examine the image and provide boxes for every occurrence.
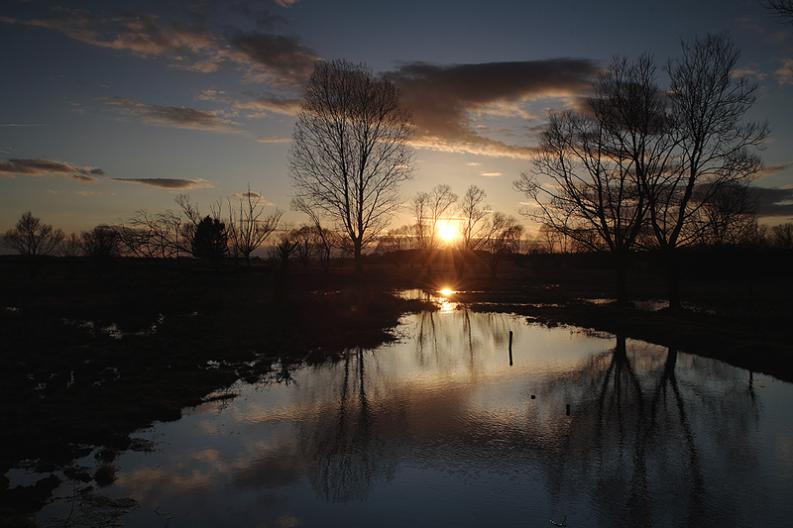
[614,251,628,305]
[666,251,681,313]
[353,239,363,274]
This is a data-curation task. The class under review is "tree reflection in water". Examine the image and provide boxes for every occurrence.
[300,348,397,502]
[537,335,760,527]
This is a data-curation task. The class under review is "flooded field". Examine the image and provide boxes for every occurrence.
[12,292,793,527]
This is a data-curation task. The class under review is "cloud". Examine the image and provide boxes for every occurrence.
[751,186,793,217]
[731,67,767,81]
[233,96,302,117]
[274,0,301,8]
[229,33,317,86]
[112,178,213,189]
[465,162,482,167]
[480,171,503,177]
[256,135,291,143]
[0,158,103,183]
[231,191,275,204]
[0,7,317,86]
[386,59,598,159]
[757,162,791,179]
[776,59,793,85]
[196,90,300,117]
[105,97,237,132]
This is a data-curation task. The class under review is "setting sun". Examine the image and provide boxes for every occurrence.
[436,219,461,245]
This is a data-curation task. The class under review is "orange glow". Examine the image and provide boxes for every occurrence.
[439,287,455,297]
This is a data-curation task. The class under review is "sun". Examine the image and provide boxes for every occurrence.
[436,219,461,245]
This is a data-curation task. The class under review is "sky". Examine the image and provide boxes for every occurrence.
[1,0,792,235]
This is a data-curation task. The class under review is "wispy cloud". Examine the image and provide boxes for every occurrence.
[775,59,793,85]
[231,190,275,205]
[386,59,598,159]
[256,135,291,144]
[105,97,238,132]
[112,178,213,189]
[480,171,503,177]
[0,6,317,87]
[0,158,103,183]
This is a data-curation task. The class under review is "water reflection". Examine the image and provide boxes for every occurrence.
[27,309,793,527]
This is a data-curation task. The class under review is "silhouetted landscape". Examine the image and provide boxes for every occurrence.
[2,1,793,527]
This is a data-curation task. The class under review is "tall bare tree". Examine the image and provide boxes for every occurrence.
[459,185,491,251]
[290,59,413,272]
[516,56,663,303]
[3,211,64,257]
[643,35,767,310]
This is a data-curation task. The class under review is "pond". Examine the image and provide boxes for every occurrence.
[21,296,793,527]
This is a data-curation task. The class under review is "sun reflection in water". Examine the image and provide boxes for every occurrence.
[438,287,456,312]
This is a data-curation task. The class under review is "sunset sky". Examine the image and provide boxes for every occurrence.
[1,0,792,234]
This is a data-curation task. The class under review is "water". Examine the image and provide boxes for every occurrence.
[27,303,793,527]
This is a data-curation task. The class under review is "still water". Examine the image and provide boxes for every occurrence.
[32,297,793,527]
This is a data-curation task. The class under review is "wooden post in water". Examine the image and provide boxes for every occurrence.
[508,330,513,366]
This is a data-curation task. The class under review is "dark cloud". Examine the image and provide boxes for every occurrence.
[113,178,212,189]
[751,186,793,217]
[0,158,102,183]
[385,59,598,158]
[105,97,237,132]
[229,32,317,86]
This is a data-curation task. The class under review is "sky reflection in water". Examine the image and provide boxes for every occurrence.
[35,307,793,527]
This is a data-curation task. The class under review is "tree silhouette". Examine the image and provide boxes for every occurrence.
[3,211,64,257]
[290,59,413,273]
[516,56,662,303]
[643,35,767,311]
[191,216,228,261]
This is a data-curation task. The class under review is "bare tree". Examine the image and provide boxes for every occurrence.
[769,222,793,249]
[692,183,757,245]
[426,184,458,249]
[411,192,431,249]
[516,56,664,303]
[3,211,64,256]
[290,59,413,272]
[80,225,122,259]
[481,213,524,277]
[290,225,316,266]
[765,0,793,21]
[121,209,188,258]
[642,35,767,310]
[292,196,339,273]
[459,185,491,251]
[60,233,83,257]
[225,187,282,265]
